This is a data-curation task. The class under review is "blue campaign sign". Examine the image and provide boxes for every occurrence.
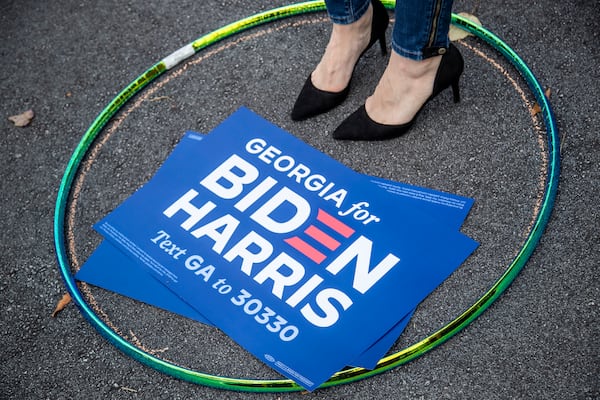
[76,133,473,369]
[95,107,478,390]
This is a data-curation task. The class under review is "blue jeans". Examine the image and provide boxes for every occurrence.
[324,0,453,60]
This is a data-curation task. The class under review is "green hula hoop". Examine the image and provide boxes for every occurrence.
[54,0,560,392]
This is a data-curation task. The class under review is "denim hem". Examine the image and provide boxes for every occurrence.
[391,39,450,61]
[327,0,371,25]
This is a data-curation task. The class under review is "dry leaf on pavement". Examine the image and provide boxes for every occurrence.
[531,88,552,116]
[52,293,72,317]
[8,109,35,127]
[449,12,482,41]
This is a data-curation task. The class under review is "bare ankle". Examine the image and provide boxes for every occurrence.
[365,52,442,125]
[389,52,441,80]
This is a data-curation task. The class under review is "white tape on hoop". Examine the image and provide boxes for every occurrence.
[162,44,196,69]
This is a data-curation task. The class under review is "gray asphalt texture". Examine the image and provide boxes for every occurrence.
[1,0,598,399]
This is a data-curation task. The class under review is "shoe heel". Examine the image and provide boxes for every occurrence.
[451,80,460,103]
[371,0,389,55]
[378,35,387,55]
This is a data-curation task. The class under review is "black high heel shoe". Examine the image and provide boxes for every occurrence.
[290,0,389,121]
[332,43,464,141]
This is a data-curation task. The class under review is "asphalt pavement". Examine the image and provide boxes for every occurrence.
[1,0,598,399]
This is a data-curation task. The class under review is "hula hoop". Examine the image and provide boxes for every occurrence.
[54,1,560,392]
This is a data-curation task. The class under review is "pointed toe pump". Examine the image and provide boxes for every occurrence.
[333,43,464,141]
[291,0,389,121]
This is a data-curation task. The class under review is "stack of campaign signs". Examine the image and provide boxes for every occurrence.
[76,107,478,391]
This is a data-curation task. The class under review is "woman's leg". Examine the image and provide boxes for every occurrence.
[365,0,455,125]
[312,0,373,92]
[291,0,389,121]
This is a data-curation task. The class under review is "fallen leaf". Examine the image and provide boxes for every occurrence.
[449,12,482,41]
[8,109,34,127]
[530,88,552,116]
[52,293,72,317]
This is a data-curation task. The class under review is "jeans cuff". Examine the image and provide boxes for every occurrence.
[392,42,450,61]
[327,0,371,25]
[422,46,450,58]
